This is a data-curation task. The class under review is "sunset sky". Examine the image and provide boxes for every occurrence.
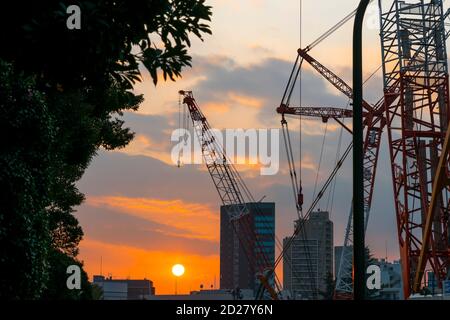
[75,0,421,294]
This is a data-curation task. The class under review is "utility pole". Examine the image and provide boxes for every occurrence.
[353,0,370,300]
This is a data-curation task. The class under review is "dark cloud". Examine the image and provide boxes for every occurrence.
[122,112,172,145]
[78,151,219,207]
[190,55,350,127]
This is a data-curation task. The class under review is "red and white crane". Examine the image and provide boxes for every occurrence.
[178,90,281,299]
[277,0,450,298]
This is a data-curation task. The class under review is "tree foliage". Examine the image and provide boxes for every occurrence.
[0,0,212,299]
[0,1,212,87]
[0,61,53,299]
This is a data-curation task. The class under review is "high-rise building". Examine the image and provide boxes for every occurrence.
[283,210,333,299]
[220,202,275,294]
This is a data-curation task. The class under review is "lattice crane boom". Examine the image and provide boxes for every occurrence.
[379,0,450,297]
[277,105,354,119]
[298,48,375,113]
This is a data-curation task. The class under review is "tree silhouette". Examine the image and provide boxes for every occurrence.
[0,1,212,299]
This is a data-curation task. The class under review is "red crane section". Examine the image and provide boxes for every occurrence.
[379,0,450,297]
[298,49,375,113]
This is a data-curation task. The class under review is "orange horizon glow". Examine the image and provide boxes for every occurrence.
[79,238,220,295]
[79,237,285,295]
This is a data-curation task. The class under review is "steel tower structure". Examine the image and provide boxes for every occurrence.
[379,0,450,297]
[277,0,450,299]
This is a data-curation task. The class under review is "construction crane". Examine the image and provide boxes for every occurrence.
[278,0,450,298]
[178,90,281,300]
[379,0,450,297]
[273,0,390,298]
[277,46,388,299]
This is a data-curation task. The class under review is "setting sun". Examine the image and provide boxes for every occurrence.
[172,264,185,277]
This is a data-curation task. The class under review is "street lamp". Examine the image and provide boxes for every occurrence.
[353,0,370,301]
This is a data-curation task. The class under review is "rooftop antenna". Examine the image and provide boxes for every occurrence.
[100,256,103,276]
[385,240,388,262]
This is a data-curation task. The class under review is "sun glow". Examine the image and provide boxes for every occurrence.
[172,264,185,277]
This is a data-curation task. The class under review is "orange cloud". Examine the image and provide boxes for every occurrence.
[203,102,230,114]
[202,92,263,114]
[228,92,264,109]
[79,238,219,294]
[86,196,219,242]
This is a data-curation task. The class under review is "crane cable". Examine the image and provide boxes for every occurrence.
[299,0,303,211]
[281,115,320,297]
[326,101,349,212]
[274,0,318,298]
[297,0,317,298]
[312,122,328,203]
[183,96,190,143]
[282,119,300,213]
[305,0,375,52]
[177,95,182,167]
[279,0,317,299]
[274,142,354,270]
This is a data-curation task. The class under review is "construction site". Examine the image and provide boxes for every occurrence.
[173,0,450,300]
[5,0,450,305]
